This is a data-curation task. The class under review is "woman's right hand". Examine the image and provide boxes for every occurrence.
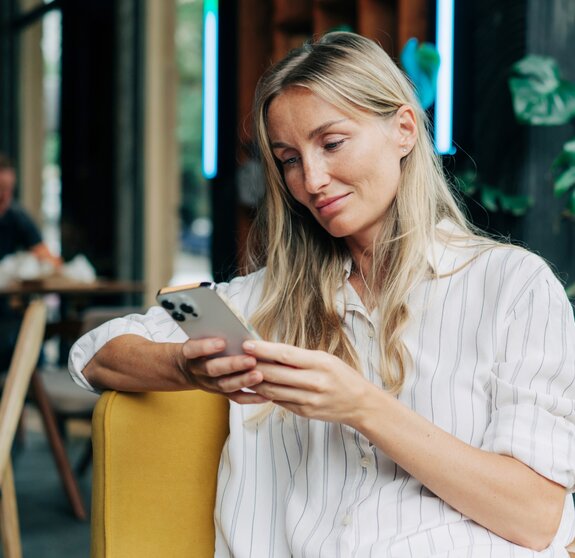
[83,334,266,403]
[178,337,267,404]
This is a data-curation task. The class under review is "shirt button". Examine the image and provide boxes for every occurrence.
[367,325,375,338]
[341,514,352,526]
[360,457,370,468]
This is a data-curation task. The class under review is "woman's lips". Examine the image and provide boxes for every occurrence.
[315,193,351,217]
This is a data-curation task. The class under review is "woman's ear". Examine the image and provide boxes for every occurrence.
[395,105,417,155]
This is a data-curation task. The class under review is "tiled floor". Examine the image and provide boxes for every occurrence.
[13,407,91,557]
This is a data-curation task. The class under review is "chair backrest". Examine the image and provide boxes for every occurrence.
[91,389,229,558]
[0,299,47,476]
[80,307,145,336]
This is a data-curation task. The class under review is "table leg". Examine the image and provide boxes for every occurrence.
[30,372,88,521]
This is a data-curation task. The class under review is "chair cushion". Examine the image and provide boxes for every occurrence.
[41,369,100,414]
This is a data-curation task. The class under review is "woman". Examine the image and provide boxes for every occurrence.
[70,32,575,557]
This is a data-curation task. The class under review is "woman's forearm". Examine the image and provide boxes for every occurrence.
[352,389,565,551]
[83,334,192,392]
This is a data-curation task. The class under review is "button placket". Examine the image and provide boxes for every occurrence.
[360,456,371,468]
[341,514,353,526]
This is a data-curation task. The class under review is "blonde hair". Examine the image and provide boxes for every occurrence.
[247,32,486,394]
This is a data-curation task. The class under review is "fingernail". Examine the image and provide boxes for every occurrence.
[212,339,225,350]
[243,341,256,350]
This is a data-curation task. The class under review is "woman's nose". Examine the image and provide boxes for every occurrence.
[302,157,330,193]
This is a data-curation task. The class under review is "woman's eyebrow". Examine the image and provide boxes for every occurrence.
[270,118,349,149]
[307,118,348,140]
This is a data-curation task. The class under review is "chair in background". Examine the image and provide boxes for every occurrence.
[41,306,144,443]
[0,300,46,558]
[31,306,144,521]
[90,389,229,558]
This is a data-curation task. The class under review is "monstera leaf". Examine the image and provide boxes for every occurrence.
[509,55,575,125]
[552,138,575,214]
[400,38,440,110]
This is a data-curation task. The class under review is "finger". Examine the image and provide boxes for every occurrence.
[182,337,227,359]
[243,340,324,368]
[227,391,269,405]
[202,354,258,378]
[213,369,263,393]
[252,381,307,403]
[255,361,320,390]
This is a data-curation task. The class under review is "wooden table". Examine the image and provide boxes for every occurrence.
[0,277,145,520]
[0,277,145,344]
[0,276,145,297]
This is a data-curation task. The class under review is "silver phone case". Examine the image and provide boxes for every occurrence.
[156,282,259,356]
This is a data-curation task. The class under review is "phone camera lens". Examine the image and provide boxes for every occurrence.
[180,303,198,317]
[161,300,175,310]
[171,311,185,322]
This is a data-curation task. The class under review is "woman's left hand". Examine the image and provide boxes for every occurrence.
[242,339,375,424]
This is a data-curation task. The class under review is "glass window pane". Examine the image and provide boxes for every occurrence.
[172,0,212,285]
[41,10,62,256]
[18,9,61,259]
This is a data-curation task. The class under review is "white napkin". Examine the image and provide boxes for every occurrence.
[0,252,56,285]
[61,254,97,283]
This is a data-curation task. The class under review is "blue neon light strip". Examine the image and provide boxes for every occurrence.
[202,1,218,179]
[434,0,455,155]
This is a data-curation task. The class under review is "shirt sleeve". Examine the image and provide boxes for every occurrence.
[67,306,188,392]
[13,205,42,249]
[481,258,575,490]
[67,270,265,393]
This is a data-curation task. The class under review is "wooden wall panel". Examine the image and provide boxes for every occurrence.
[238,0,273,155]
[357,0,397,55]
[397,0,429,49]
[313,1,356,35]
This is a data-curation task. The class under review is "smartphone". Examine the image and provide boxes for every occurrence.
[156,282,260,357]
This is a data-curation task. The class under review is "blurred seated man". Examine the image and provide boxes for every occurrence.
[0,152,61,369]
[0,153,61,267]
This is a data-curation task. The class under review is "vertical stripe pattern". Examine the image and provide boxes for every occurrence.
[69,236,575,558]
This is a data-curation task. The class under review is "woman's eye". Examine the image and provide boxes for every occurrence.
[282,156,299,167]
[324,139,345,151]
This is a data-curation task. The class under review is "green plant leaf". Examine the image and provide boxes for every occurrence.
[498,193,532,216]
[454,170,532,215]
[566,281,575,299]
[552,138,575,196]
[509,55,575,125]
[400,38,440,110]
[570,190,575,215]
[480,186,500,212]
[554,168,575,196]
[453,171,477,195]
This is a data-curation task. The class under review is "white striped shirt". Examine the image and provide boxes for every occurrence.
[69,237,575,557]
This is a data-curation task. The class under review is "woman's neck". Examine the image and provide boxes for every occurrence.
[348,253,376,309]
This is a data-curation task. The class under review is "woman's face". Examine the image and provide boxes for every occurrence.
[266,87,415,252]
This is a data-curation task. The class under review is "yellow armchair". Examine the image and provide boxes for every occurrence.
[90,390,229,558]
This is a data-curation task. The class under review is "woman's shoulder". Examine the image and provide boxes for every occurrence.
[472,243,569,315]
[478,243,558,286]
[436,221,555,280]
[435,221,566,301]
